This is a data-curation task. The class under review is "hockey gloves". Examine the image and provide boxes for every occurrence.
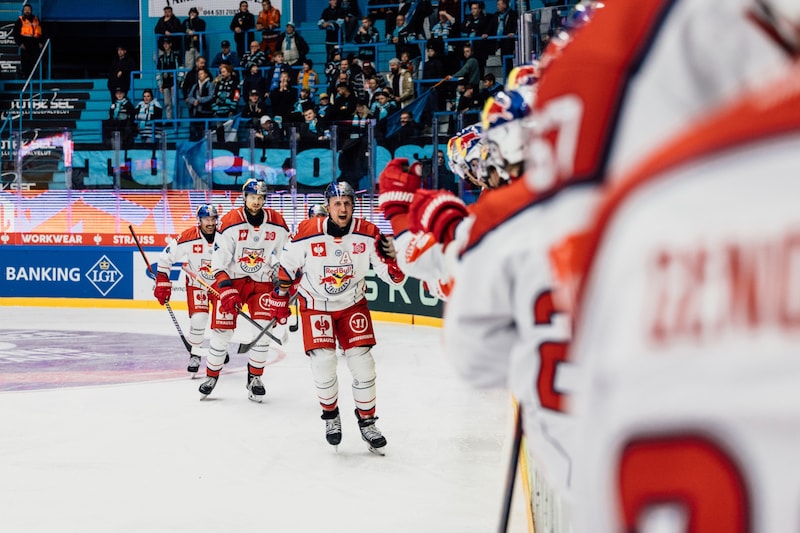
[213,273,242,315]
[374,234,405,284]
[378,158,423,235]
[408,189,469,246]
[153,272,172,305]
[267,290,291,325]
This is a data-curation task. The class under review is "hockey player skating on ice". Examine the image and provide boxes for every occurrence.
[199,179,290,401]
[154,204,219,375]
[271,182,405,453]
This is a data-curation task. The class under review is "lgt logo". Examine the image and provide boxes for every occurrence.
[86,255,123,296]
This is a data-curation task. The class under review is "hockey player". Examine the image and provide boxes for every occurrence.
[418,0,796,530]
[307,203,328,219]
[270,182,405,453]
[199,178,290,401]
[570,59,800,533]
[154,204,219,375]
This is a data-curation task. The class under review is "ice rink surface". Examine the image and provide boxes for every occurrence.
[0,306,527,532]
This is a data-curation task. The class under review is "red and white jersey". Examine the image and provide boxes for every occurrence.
[393,230,454,300]
[212,206,289,282]
[279,217,403,312]
[156,226,215,288]
[570,65,800,533]
[444,0,795,501]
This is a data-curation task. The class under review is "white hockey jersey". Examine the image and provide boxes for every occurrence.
[443,0,795,512]
[156,225,215,288]
[212,206,289,282]
[570,64,800,533]
[279,216,403,312]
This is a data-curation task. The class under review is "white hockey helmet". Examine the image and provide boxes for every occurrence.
[447,124,485,188]
[481,87,536,183]
[196,204,219,221]
[242,178,268,198]
[325,181,356,205]
[308,203,329,218]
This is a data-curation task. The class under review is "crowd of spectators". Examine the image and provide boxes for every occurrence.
[101,0,560,187]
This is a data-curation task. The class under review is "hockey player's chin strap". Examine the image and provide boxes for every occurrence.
[326,217,351,238]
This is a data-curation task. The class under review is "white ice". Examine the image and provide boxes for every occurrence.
[0,306,528,532]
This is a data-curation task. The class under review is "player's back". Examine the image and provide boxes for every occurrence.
[570,63,800,533]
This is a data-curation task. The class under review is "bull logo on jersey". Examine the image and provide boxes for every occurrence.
[237,247,266,273]
[199,259,214,281]
[312,242,327,257]
[319,265,354,294]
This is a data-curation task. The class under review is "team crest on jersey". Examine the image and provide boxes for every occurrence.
[199,259,214,281]
[193,244,203,253]
[238,229,248,241]
[237,247,266,273]
[311,242,327,257]
[319,265,354,294]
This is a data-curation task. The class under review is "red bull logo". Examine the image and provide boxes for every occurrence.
[199,259,214,281]
[238,247,266,273]
[482,93,515,129]
[319,265,355,295]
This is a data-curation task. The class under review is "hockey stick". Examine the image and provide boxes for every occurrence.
[498,402,523,533]
[128,225,193,353]
[180,264,284,348]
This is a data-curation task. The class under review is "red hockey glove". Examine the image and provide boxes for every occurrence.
[268,290,291,325]
[153,272,172,305]
[387,261,405,284]
[288,273,303,296]
[213,273,242,315]
[408,189,469,246]
[374,234,397,262]
[378,158,422,233]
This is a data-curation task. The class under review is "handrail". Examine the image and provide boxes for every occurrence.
[0,37,51,139]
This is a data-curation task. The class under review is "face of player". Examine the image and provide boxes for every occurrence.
[244,193,265,215]
[198,216,218,235]
[327,196,354,228]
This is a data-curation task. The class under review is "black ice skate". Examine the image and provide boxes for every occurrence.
[187,355,201,375]
[247,374,265,402]
[199,376,218,398]
[321,408,342,449]
[355,409,387,455]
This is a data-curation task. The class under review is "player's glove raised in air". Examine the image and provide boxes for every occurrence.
[408,189,469,246]
[374,234,405,283]
[378,158,422,234]
[213,272,242,315]
[153,272,172,305]
[267,290,291,325]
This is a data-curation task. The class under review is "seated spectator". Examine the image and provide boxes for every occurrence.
[364,76,381,106]
[242,89,267,135]
[269,70,297,127]
[242,63,268,102]
[210,40,240,70]
[386,57,414,108]
[456,82,482,125]
[353,16,380,62]
[105,87,136,146]
[241,40,269,69]
[289,87,314,124]
[348,99,371,139]
[446,43,481,87]
[393,109,420,147]
[316,92,332,128]
[331,82,357,122]
[299,59,318,96]
[479,72,503,100]
[266,50,292,92]
[435,148,458,193]
[369,89,397,121]
[134,88,163,143]
[187,68,215,141]
[182,55,208,104]
[255,115,285,146]
[299,105,328,144]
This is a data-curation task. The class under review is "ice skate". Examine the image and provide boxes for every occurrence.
[355,409,387,455]
[321,408,342,449]
[247,374,265,402]
[187,355,201,375]
[199,376,218,398]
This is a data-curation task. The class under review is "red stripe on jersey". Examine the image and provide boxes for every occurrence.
[293,217,326,240]
[175,226,203,245]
